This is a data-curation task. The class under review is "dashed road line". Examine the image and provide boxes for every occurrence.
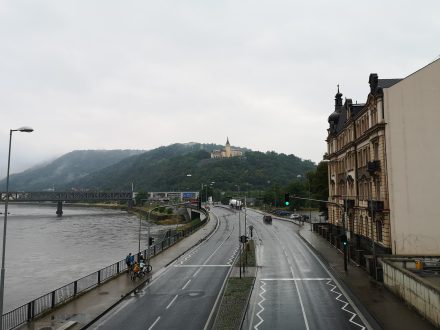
[182,279,191,290]
[147,316,161,330]
[166,294,178,309]
[193,267,202,277]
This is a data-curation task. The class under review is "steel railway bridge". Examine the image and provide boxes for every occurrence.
[0,191,133,216]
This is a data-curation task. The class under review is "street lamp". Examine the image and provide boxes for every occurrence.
[1,126,34,329]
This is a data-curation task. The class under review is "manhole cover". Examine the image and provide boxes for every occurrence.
[99,291,109,295]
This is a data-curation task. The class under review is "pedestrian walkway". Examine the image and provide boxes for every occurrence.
[298,224,436,330]
[19,214,218,330]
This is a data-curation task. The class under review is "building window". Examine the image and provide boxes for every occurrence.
[375,178,381,200]
[373,141,379,160]
[376,221,383,242]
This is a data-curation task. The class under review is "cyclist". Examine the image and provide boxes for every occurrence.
[125,253,132,270]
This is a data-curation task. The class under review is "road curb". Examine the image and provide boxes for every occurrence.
[297,229,383,330]
[82,211,219,329]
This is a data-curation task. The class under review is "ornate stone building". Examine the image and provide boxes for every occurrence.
[326,78,401,263]
[211,138,243,159]
[326,58,440,258]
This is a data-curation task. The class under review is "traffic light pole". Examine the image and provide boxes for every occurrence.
[290,195,348,272]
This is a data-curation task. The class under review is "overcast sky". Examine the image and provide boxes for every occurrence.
[1,0,439,178]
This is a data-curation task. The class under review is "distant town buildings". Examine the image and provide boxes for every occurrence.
[326,58,440,258]
[211,138,243,159]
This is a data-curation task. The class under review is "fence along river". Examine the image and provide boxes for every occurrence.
[0,203,172,313]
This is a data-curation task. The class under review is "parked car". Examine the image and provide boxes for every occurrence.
[263,215,272,224]
[290,214,301,220]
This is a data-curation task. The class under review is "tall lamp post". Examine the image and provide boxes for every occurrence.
[1,127,34,329]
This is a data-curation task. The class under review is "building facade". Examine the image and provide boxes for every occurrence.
[211,138,243,159]
[384,59,440,255]
[326,58,440,258]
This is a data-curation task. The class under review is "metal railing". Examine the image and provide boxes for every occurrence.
[2,209,208,330]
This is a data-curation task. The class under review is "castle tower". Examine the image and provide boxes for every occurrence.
[225,137,231,157]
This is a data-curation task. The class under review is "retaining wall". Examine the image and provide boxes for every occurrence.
[382,258,440,327]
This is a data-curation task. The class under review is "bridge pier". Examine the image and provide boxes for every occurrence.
[56,201,63,216]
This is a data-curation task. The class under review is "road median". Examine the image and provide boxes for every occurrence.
[212,240,256,330]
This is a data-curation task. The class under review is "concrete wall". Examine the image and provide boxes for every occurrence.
[384,59,440,255]
[382,259,440,327]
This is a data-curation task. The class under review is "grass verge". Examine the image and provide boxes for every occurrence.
[213,277,254,330]
[212,240,256,330]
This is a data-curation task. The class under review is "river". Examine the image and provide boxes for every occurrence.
[0,203,171,313]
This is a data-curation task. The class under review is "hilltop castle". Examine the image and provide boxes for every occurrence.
[211,138,243,158]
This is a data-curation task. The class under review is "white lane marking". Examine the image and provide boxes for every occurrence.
[299,235,372,329]
[174,264,231,267]
[260,278,331,281]
[148,316,161,330]
[326,280,366,329]
[203,211,238,330]
[290,266,310,330]
[181,279,191,290]
[166,294,179,310]
[202,227,232,265]
[193,267,202,277]
[275,233,310,330]
[254,280,266,330]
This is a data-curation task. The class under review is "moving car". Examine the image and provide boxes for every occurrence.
[263,215,272,224]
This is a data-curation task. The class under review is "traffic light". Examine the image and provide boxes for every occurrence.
[284,193,290,206]
[149,237,155,246]
[340,234,348,246]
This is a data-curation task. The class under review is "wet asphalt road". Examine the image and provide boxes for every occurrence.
[243,208,370,330]
[89,206,241,330]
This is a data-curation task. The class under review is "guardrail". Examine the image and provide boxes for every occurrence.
[2,208,209,330]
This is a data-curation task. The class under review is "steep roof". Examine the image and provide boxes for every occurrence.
[378,79,402,88]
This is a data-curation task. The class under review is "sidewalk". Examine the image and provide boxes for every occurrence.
[19,214,218,330]
[298,224,436,330]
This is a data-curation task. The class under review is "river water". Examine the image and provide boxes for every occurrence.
[0,204,171,312]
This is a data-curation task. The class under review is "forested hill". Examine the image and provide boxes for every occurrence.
[64,145,316,192]
[1,143,316,193]
[0,149,144,191]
